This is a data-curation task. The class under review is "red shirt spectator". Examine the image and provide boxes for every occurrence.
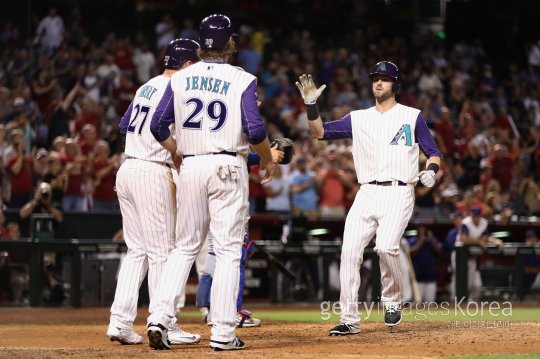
[61,141,86,197]
[7,155,33,206]
[488,144,515,191]
[248,165,267,213]
[435,107,456,157]
[79,124,97,156]
[113,38,134,71]
[92,157,117,202]
[74,98,101,135]
[113,75,136,116]
[317,165,345,216]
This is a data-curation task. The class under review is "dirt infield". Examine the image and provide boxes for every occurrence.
[0,307,539,358]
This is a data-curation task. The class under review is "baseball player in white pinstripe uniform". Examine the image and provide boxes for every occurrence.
[296,61,441,335]
[146,14,274,351]
[107,39,201,346]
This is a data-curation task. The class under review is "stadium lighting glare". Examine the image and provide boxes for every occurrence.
[308,229,329,236]
[491,231,511,238]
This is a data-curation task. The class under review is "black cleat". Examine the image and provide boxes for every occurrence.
[384,304,402,326]
[329,323,360,336]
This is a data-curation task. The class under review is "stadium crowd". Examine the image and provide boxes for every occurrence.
[0,7,539,223]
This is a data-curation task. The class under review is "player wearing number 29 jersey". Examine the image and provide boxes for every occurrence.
[107,39,201,346]
[147,14,274,351]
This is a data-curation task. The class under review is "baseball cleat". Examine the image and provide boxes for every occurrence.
[147,323,171,350]
[329,323,360,336]
[210,337,245,351]
[168,327,201,345]
[384,303,402,326]
[107,325,143,344]
[236,309,261,328]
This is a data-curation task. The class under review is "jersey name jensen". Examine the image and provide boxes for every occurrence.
[138,85,158,100]
[184,76,231,95]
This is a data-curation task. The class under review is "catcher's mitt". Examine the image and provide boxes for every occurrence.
[271,138,294,164]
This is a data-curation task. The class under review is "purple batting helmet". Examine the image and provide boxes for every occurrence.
[199,14,237,50]
[163,38,200,69]
[369,60,401,93]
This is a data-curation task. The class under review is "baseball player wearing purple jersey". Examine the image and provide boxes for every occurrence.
[146,14,274,351]
[296,61,441,335]
[107,39,201,346]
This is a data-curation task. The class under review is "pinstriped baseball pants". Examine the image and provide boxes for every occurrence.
[110,159,176,329]
[148,154,248,342]
[339,184,415,324]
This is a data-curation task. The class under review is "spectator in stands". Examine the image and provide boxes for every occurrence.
[42,151,66,209]
[180,18,198,41]
[32,148,49,183]
[263,165,291,215]
[248,165,267,214]
[96,54,121,92]
[46,83,80,147]
[5,130,33,208]
[19,182,63,224]
[132,42,155,85]
[35,8,64,56]
[61,139,88,211]
[238,39,262,75]
[155,15,175,51]
[79,124,98,157]
[6,221,20,239]
[434,106,456,158]
[74,99,101,137]
[316,152,346,217]
[290,156,318,216]
[81,62,101,104]
[91,141,119,211]
[488,144,515,192]
[112,36,134,74]
[31,69,58,115]
[407,223,444,303]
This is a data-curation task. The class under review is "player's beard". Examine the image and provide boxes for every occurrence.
[373,87,393,103]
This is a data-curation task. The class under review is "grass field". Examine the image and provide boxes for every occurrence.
[180,306,540,323]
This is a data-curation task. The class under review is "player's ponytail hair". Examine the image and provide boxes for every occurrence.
[197,37,236,62]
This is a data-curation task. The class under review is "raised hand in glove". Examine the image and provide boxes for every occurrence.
[295,74,326,105]
[418,170,436,187]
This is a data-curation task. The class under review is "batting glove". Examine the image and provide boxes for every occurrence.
[295,74,326,105]
[419,170,436,187]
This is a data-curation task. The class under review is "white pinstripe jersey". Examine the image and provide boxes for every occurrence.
[169,61,255,156]
[125,75,173,164]
[460,216,489,241]
[351,103,421,184]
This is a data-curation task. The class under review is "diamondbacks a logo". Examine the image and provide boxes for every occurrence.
[164,55,170,65]
[390,124,412,146]
[379,62,386,71]
[205,39,213,48]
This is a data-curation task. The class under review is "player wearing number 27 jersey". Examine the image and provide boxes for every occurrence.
[107,39,201,346]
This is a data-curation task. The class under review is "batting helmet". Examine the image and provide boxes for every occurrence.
[368,61,401,93]
[271,138,294,165]
[163,38,200,70]
[199,14,237,50]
